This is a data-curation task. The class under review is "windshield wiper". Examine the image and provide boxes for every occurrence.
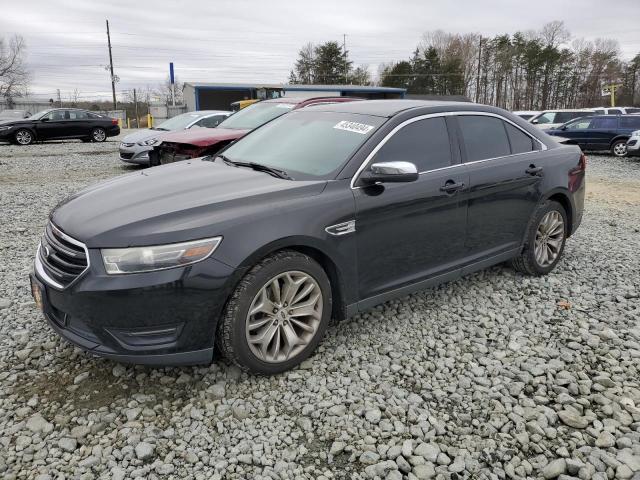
[216,155,292,180]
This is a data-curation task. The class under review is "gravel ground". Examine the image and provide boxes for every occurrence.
[0,136,639,480]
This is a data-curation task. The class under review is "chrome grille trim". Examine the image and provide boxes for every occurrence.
[36,223,90,290]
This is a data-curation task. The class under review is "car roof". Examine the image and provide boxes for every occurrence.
[302,99,498,117]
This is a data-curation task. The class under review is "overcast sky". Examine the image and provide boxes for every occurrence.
[2,0,639,101]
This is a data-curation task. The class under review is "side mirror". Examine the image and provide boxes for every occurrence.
[561,125,567,131]
[359,161,419,185]
[41,117,50,122]
[531,119,539,124]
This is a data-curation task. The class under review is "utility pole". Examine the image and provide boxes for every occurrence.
[343,34,348,84]
[475,36,482,103]
[133,88,139,128]
[106,19,117,110]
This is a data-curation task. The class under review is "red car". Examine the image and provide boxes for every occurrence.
[150,97,361,166]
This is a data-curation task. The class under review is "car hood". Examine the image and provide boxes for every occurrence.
[159,127,249,147]
[120,129,160,143]
[52,159,326,248]
[0,119,29,127]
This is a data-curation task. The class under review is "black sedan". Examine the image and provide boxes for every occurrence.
[30,100,585,374]
[0,108,120,145]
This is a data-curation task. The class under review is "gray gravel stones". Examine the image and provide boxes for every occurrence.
[1,142,639,479]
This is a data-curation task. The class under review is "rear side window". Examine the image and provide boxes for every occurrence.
[535,112,556,124]
[620,116,640,129]
[69,111,87,120]
[591,117,618,129]
[608,109,622,114]
[593,109,606,115]
[504,122,535,154]
[458,116,510,162]
[374,117,452,172]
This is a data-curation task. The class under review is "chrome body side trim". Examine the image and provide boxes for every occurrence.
[325,220,356,236]
[350,111,547,189]
[36,223,91,290]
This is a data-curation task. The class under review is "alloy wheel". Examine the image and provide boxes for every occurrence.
[92,129,106,142]
[245,270,323,363]
[613,142,627,157]
[534,210,565,267]
[16,130,32,145]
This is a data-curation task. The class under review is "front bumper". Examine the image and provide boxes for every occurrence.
[626,138,640,156]
[119,144,152,165]
[31,252,241,366]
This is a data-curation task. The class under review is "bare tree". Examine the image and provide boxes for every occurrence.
[67,88,80,106]
[0,35,30,107]
[155,76,184,105]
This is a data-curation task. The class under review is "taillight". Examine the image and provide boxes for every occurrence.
[111,118,118,125]
[568,153,586,192]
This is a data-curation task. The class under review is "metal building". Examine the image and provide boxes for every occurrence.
[183,83,406,111]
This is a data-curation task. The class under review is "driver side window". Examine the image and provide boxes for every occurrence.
[373,117,452,172]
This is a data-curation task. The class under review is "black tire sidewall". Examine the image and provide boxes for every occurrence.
[525,201,568,275]
[92,128,106,142]
[223,253,332,374]
[15,129,33,145]
[611,140,627,157]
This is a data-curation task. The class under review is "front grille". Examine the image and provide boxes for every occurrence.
[120,151,135,159]
[39,223,88,288]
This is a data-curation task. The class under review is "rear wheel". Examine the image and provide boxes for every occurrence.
[14,129,34,145]
[91,127,106,142]
[512,200,567,276]
[217,250,332,374]
[611,139,627,157]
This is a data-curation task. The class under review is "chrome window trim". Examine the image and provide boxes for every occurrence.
[350,111,547,190]
[36,223,91,290]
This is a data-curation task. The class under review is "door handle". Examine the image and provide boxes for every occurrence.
[439,180,465,193]
[525,165,543,176]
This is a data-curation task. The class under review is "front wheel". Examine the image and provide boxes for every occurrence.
[217,250,332,374]
[14,129,34,145]
[91,127,107,142]
[511,200,567,276]
[611,139,627,157]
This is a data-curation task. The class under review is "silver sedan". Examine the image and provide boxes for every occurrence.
[119,110,232,165]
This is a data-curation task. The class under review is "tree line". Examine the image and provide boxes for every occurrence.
[290,21,640,109]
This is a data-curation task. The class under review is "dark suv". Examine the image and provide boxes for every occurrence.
[30,100,585,374]
[547,114,640,157]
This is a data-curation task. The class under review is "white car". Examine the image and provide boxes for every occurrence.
[592,107,640,115]
[513,110,539,121]
[119,110,232,165]
[627,130,640,157]
[529,109,596,130]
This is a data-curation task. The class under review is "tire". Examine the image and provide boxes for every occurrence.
[14,129,34,145]
[610,139,627,157]
[511,200,568,276]
[91,128,107,142]
[217,250,332,374]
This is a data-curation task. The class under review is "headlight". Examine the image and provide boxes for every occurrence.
[101,237,222,274]
[137,138,158,146]
[0,126,12,131]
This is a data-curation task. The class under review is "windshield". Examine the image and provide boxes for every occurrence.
[221,111,385,180]
[28,109,54,120]
[155,112,205,131]
[217,102,295,130]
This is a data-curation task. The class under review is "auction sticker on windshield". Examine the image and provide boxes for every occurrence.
[333,120,375,134]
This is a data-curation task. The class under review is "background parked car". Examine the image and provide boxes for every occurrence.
[546,114,640,156]
[0,109,32,120]
[151,97,361,166]
[119,110,231,165]
[529,109,595,130]
[0,108,119,145]
[513,110,539,121]
[592,106,640,115]
[625,130,640,156]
